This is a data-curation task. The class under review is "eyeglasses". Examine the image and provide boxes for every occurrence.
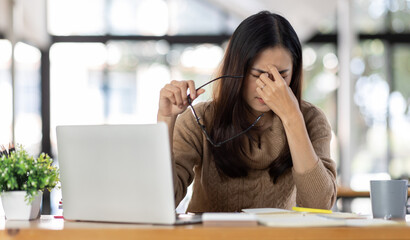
[187,75,264,147]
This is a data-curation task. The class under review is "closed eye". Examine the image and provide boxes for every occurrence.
[252,74,288,79]
[251,74,260,78]
[251,71,288,79]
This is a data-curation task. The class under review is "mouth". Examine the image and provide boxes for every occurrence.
[257,97,265,105]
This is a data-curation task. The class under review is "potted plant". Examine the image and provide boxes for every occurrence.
[0,144,59,220]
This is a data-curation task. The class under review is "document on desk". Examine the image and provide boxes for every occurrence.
[242,208,400,227]
[257,213,345,227]
[256,213,401,227]
[242,208,342,227]
[202,213,258,227]
[242,208,293,214]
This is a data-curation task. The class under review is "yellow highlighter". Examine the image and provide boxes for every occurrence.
[292,206,332,214]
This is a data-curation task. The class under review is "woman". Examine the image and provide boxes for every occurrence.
[158,11,336,212]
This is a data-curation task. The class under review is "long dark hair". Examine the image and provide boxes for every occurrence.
[210,11,303,183]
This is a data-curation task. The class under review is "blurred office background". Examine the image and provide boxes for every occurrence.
[0,0,409,215]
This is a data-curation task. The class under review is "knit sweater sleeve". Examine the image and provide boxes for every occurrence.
[292,101,337,210]
[172,105,205,206]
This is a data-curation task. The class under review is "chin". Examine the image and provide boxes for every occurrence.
[250,104,271,115]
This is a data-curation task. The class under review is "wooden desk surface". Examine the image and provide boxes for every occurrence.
[337,186,371,198]
[2,216,410,240]
[336,186,410,198]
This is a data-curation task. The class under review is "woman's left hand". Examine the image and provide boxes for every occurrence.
[255,65,300,121]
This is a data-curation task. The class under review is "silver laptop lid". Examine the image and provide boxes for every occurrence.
[56,123,176,224]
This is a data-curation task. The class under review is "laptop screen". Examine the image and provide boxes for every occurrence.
[56,123,176,224]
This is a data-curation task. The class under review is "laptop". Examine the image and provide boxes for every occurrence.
[56,123,201,225]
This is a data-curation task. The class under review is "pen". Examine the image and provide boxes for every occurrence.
[292,206,332,214]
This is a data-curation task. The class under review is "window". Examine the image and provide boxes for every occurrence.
[389,44,410,177]
[0,41,41,156]
[14,43,42,156]
[0,40,12,145]
[48,0,238,36]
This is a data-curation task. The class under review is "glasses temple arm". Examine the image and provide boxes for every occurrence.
[187,75,243,103]
[214,113,264,147]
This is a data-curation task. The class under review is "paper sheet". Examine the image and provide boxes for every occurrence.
[242,208,400,227]
[202,213,258,227]
[202,213,257,221]
[257,214,346,227]
[242,208,293,214]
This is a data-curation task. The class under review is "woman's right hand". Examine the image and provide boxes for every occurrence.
[158,80,205,118]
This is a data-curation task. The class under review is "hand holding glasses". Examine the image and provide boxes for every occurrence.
[187,75,264,147]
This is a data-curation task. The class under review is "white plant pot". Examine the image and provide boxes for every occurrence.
[1,191,42,220]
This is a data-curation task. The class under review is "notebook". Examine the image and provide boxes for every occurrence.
[56,123,201,225]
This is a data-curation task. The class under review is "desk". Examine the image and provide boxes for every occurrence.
[337,186,410,198]
[337,186,371,198]
[2,216,410,240]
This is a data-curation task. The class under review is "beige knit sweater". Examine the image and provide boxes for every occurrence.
[172,101,336,213]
